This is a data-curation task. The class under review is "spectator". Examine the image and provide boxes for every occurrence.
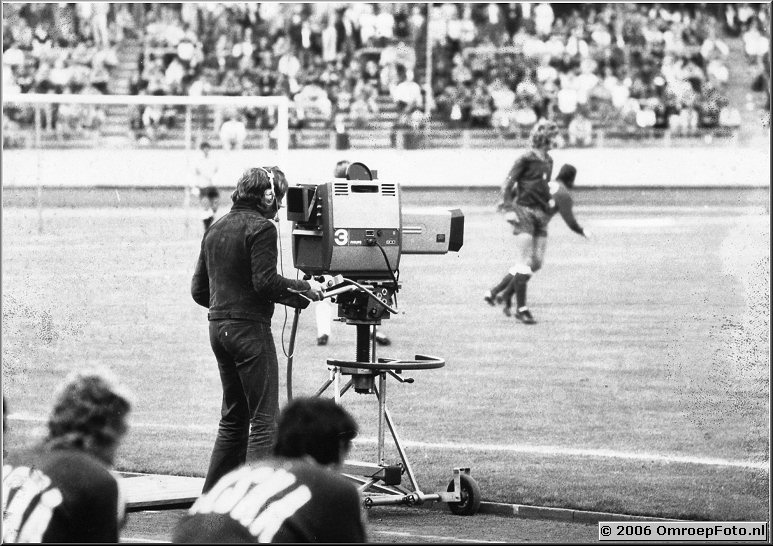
[516,72,542,116]
[277,45,303,95]
[176,27,198,68]
[391,65,423,113]
[321,15,338,63]
[696,81,728,128]
[2,371,132,543]
[408,5,426,46]
[362,57,381,88]
[469,79,493,127]
[164,57,186,95]
[743,20,769,64]
[556,75,579,124]
[635,99,657,129]
[373,4,395,47]
[90,59,112,94]
[141,101,164,140]
[719,105,742,129]
[700,26,729,63]
[489,76,517,133]
[567,109,594,146]
[357,3,378,47]
[513,97,539,130]
[171,398,366,543]
[450,53,473,87]
[378,40,400,94]
[219,112,247,150]
[48,57,71,93]
[113,3,137,41]
[533,3,555,38]
[80,84,106,131]
[294,79,333,123]
[91,2,110,46]
[349,81,379,128]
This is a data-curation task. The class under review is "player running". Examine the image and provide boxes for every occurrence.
[484,119,560,324]
[494,163,590,320]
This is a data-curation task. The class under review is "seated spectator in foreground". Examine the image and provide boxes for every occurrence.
[172,397,367,543]
[2,371,132,543]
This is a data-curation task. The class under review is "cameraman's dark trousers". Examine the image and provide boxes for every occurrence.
[202,319,279,493]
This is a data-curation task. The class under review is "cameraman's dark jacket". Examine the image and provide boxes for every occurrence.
[191,201,310,323]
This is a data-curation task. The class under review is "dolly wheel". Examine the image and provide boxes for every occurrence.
[446,474,481,515]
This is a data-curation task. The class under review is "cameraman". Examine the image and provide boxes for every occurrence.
[191,167,324,493]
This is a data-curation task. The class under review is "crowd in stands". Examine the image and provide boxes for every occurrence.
[3,3,770,146]
[427,2,767,137]
[3,3,123,139]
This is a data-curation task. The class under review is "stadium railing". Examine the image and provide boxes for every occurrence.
[2,92,742,152]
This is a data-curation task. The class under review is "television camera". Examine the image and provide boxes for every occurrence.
[284,162,480,515]
[286,161,462,321]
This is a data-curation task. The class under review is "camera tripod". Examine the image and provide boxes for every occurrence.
[287,277,481,515]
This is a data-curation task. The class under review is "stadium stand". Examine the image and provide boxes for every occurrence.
[2,3,770,149]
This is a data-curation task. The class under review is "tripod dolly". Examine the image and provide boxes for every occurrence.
[288,276,481,515]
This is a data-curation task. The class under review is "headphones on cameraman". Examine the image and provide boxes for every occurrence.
[259,166,277,210]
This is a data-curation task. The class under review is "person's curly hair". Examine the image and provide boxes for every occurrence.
[45,372,132,464]
[529,119,560,150]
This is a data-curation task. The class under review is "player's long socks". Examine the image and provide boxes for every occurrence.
[500,278,517,315]
[490,273,514,297]
[514,273,531,310]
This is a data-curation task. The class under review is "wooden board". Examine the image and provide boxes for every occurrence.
[120,473,204,510]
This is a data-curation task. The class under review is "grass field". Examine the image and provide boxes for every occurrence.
[1,187,769,521]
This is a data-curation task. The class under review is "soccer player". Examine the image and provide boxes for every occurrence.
[2,371,132,543]
[484,119,560,324]
[192,141,220,231]
[172,397,367,543]
[488,162,590,323]
[191,167,324,494]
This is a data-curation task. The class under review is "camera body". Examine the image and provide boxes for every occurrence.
[286,162,463,282]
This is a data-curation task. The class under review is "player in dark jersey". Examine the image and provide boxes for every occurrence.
[2,372,132,543]
[496,163,590,314]
[484,119,560,324]
[172,397,366,543]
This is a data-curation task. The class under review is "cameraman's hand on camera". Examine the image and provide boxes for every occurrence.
[304,278,325,302]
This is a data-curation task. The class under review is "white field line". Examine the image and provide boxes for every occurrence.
[9,414,768,471]
[120,537,170,544]
[371,530,507,543]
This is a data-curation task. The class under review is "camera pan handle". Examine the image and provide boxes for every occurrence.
[326,354,445,371]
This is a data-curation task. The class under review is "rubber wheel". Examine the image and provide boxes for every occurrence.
[446,473,481,515]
